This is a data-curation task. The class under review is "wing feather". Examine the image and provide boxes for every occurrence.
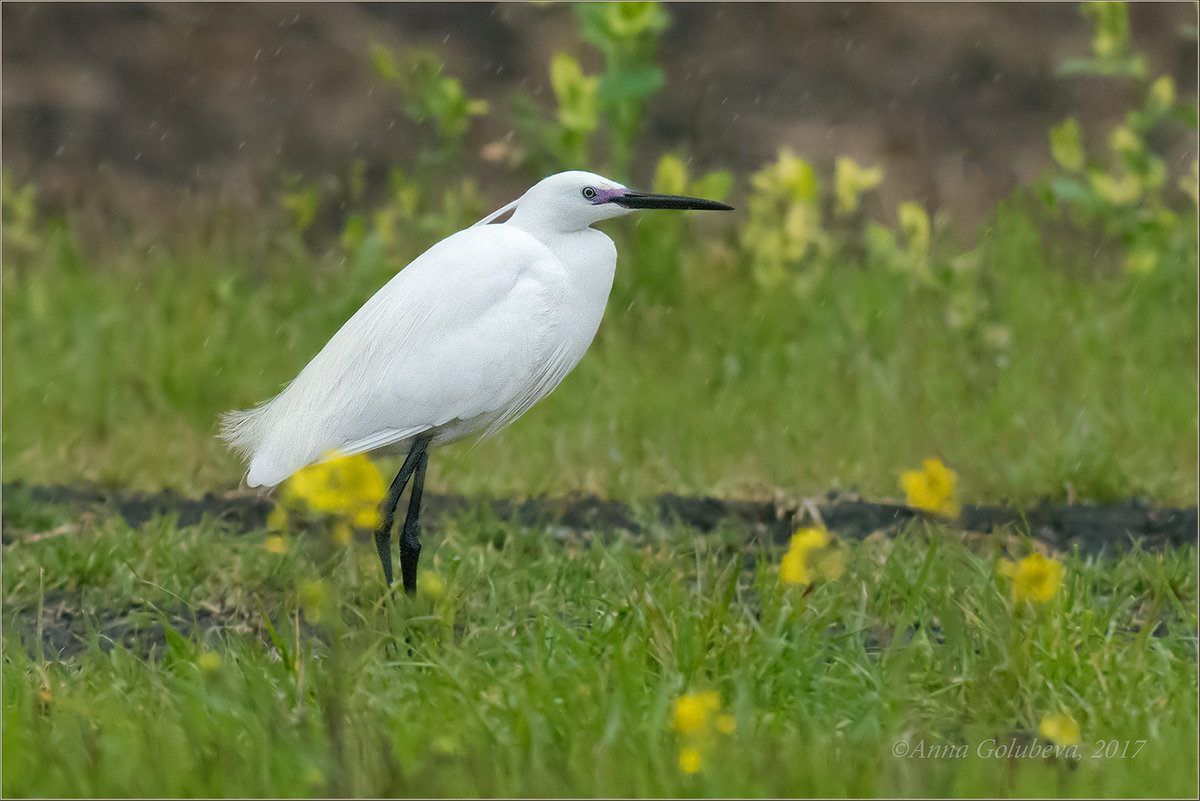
[222,224,567,486]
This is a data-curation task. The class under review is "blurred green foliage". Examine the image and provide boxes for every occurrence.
[1,170,41,256]
[2,1,1197,504]
[1045,8,1199,278]
[369,43,489,165]
[513,2,669,180]
[1057,2,1147,80]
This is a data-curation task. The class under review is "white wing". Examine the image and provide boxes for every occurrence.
[221,224,569,486]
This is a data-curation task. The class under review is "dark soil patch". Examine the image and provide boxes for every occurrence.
[8,591,273,663]
[4,481,1196,555]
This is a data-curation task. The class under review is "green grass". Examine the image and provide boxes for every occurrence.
[3,503,1197,797]
[2,168,1197,797]
[2,196,1197,504]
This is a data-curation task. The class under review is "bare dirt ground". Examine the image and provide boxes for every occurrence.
[4,3,1197,246]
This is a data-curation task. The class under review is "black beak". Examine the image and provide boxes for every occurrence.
[612,191,734,211]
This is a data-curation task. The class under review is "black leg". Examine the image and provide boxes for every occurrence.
[399,440,430,595]
[374,437,429,586]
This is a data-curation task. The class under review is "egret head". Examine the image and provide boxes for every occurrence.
[506,170,733,235]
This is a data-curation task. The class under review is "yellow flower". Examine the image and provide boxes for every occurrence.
[670,691,737,775]
[900,458,960,517]
[1039,712,1081,747]
[281,452,387,530]
[835,157,884,215]
[671,691,720,733]
[781,526,844,585]
[678,747,703,774]
[264,535,289,555]
[998,552,1065,603]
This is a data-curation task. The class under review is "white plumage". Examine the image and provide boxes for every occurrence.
[221,171,626,486]
[219,169,731,589]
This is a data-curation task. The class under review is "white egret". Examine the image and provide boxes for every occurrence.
[221,170,732,593]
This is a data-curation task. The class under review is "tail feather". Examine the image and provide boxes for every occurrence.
[220,396,327,487]
[218,405,269,464]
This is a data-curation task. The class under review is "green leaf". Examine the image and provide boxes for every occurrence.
[550,53,599,134]
[1172,103,1199,130]
[369,43,399,85]
[695,170,734,204]
[1050,176,1093,206]
[600,63,665,102]
[1050,118,1086,173]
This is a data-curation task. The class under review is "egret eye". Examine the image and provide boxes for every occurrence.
[581,186,598,201]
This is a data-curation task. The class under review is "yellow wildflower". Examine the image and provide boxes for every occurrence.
[281,452,387,529]
[998,552,1065,603]
[264,535,289,555]
[1039,712,1081,747]
[671,691,720,733]
[670,691,737,775]
[900,458,960,517]
[781,526,844,585]
[835,157,884,215]
[197,651,222,672]
[678,747,702,774]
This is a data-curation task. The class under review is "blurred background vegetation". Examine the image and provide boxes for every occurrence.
[3,1,1197,505]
